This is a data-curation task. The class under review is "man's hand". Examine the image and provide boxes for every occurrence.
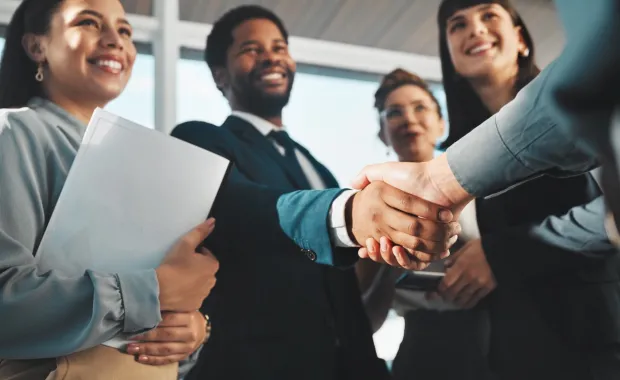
[126,311,208,366]
[351,155,474,213]
[347,181,461,269]
[436,239,496,309]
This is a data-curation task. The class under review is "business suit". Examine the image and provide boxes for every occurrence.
[475,172,620,380]
[171,116,388,380]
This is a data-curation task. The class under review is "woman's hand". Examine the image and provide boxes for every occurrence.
[126,311,209,366]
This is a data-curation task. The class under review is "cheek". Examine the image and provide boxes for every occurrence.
[447,38,467,75]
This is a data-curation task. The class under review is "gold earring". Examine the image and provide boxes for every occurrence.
[35,63,44,82]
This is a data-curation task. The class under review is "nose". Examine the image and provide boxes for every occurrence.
[468,18,488,37]
[100,27,124,50]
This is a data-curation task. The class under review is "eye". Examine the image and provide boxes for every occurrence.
[482,11,498,21]
[448,20,466,33]
[385,108,403,119]
[119,26,132,37]
[273,44,288,53]
[414,104,428,112]
[242,47,260,55]
[77,18,100,29]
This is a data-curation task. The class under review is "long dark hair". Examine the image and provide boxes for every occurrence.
[0,0,64,108]
[438,0,540,149]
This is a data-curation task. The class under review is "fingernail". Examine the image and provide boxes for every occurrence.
[139,355,149,363]
[127,345,140,354]
[438,209,453,222]
[440,250,451,259]
[449,235,459,244]
[380,238,387,252]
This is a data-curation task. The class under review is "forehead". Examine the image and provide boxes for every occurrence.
[55,0,127,22]
[385,85,434,106]
[449,3,507,20]
[231,18,286,45]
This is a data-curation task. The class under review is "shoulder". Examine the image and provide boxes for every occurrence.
[0,106,51,152]
[171,120,238,160]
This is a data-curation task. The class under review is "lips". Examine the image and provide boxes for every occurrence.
[466,42,497,55]
[87,56,124,75]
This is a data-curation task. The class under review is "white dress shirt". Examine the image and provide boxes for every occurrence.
[231,111,358,247]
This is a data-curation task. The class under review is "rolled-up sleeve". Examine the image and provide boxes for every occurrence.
[446,61,599,198]
[0,120,161,359]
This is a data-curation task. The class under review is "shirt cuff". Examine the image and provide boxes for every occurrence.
[328,189,360,247]
[116,269,162,333]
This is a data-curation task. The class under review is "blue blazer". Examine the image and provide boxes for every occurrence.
[171,116,388,380]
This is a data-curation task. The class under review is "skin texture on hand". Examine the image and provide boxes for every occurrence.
[125,311,209,366]
[347,181,461,269]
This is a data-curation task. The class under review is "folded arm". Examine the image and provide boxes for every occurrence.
[0,124,161,359]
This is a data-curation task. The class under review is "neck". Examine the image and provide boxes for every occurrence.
[399,151,434,163]
[44,88,104,125]
[232,104,283,127]
[468,68,518,114]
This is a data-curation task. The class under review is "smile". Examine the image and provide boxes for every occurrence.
[88,58,124,75]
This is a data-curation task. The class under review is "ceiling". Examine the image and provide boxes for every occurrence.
[121,0,564,67]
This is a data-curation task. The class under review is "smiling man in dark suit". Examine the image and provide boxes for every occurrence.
[171,5,460,380]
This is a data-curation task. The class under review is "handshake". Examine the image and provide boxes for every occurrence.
[346,154,474,270]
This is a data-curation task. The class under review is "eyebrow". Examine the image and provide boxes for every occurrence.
[77,9,131,27]
[238,38,288,48]
[447,4,494,24]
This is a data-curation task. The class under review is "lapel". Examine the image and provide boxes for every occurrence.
[222,116,311,189]
[294,143,340,188]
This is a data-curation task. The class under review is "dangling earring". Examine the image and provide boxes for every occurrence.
[520,48,530,58]
[35,63,44,82]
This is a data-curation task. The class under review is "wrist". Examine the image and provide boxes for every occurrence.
[427,154,474,210]
[345,192,360,245]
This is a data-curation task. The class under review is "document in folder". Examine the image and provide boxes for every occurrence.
[35,108,230,348]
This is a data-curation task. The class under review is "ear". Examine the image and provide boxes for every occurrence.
[212,67,229,94]
[515,25,528,55]
[378,122,390,146]
[21,33,47,63]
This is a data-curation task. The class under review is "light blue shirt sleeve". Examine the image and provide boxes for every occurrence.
[0,114,162,359]
[446,60,599,198]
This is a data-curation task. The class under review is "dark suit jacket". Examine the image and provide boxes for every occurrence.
[476,173,620,380]
[171,116,388,380]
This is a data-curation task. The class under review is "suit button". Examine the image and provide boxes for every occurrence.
[302,249,317,261]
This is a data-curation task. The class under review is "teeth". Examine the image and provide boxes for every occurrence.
[469,43,494,55]
[95,60,122,71]
[261,73,284,81]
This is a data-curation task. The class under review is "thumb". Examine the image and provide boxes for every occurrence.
[351,162,420,193]
[182,218,216,250]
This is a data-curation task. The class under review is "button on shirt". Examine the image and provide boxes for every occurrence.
[231,111,358,247]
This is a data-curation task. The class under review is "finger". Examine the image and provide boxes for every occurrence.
[366,240,387,264]
[393,245,412,269]
[137,353,188,366]
[157,312,192,327]
[425,291,440,301]
[453,282,479,308]
[379,237,399,267]
[439,274,470,303]
[462,287,492,310]
[128,342,194,357]
[358,247,369,259]
[178,218,216,250]
[388,231,454,259]
[351,162,420,196]
[385,210,460,243]
[132,327,193,343]
[380,185,454,223]
[365,238,380,257]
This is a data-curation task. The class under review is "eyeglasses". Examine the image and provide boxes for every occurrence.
[380,102,437,124]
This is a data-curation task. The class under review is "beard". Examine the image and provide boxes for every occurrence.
[233,66,295,118]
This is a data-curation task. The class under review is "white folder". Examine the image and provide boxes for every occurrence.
[35,108,230,347]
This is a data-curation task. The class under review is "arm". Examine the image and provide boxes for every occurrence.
[483,196,616,286]
[0,122,161,359]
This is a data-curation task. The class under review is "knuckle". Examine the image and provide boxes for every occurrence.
[398,195,411,211]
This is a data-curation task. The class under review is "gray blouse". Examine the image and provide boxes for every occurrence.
[0,98,161,359]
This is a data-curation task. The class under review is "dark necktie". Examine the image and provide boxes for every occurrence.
[269,130,311,189]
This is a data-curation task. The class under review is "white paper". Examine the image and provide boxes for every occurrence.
[35,108,229,348]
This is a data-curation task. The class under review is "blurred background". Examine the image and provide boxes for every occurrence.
[0,0,565,364]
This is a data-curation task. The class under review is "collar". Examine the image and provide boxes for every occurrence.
[231,110,286,136]
[27,97,87,137]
